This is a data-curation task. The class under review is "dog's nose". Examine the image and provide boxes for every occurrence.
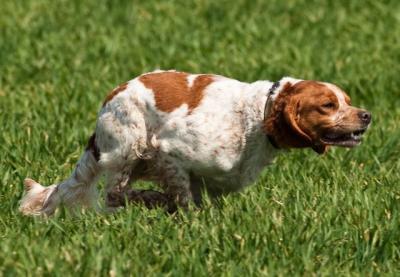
[358,110,371,124]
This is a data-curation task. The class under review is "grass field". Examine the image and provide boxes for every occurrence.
[1,0,400,275]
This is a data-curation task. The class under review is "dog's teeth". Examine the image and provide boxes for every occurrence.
[350,132,361,140]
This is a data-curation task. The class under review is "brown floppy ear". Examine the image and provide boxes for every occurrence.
[283,100,313,147]
[284,99,328,155]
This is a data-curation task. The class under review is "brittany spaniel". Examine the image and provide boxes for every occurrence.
[20,70,371,215]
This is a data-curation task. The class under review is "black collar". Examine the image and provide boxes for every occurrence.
[265,81,281,149]
[268,81,280,95]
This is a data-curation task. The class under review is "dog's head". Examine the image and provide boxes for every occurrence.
[264,79,371,154]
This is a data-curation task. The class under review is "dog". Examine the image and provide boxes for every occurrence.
[19,70,371,215]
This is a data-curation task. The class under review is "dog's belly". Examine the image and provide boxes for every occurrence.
[188,159,269,200]
[160,141,274,196]
[193,173,246,194]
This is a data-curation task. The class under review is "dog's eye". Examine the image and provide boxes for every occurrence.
[322,102,335,109]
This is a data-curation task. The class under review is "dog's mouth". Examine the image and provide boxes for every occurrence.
[320,128,367,147]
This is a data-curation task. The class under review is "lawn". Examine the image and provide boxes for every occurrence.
[1,0,400,275]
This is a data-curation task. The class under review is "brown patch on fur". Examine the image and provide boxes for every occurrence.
[85,133,100,161]
[139,72,214,113]
[102,82,128,106]
[190,75,215,111]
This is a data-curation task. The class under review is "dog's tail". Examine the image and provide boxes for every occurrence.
[19,134,101,216]
[19,179,57,216]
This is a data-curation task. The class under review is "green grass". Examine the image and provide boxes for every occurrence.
[1,0,400,275]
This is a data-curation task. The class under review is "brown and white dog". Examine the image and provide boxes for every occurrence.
[19,70,371,215]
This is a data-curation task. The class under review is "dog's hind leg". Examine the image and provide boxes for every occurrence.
[19,135,102,216]
[20,89,151,216]
[156,156,193,208]
[103,163,136,210]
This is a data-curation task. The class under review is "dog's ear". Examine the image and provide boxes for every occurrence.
[282,98,314,148]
